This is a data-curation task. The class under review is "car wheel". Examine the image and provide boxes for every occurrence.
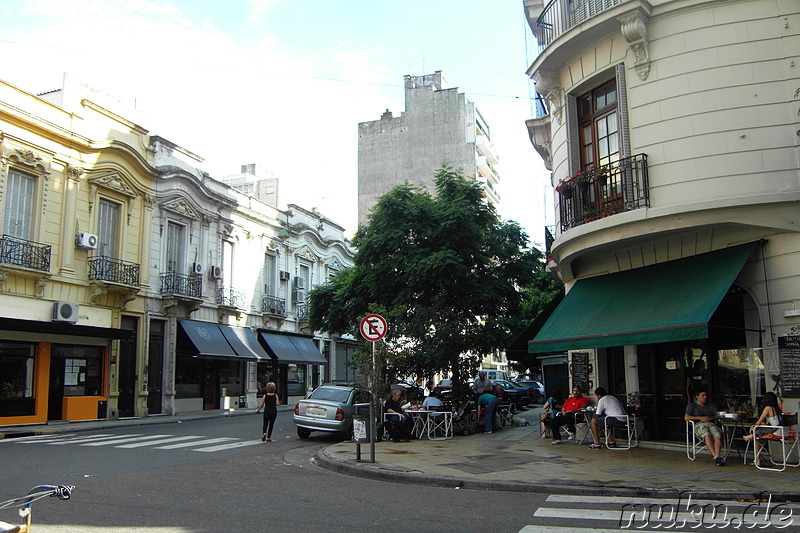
[297,427,312,438]
[537,394,546,404]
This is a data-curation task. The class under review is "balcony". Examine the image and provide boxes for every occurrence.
[160,271,202,300]
[296,302,309,322]
[0,234,51,272]
[261,294,287,316]
[217,286,245,309]
[535,0,623,49]
[88,256,140,286]
[557,153,648,232]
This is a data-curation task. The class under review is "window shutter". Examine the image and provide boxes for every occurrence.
[616,63,631,159]
[566,94,580,175]
[4,170,34,240]
[97,200,119,257]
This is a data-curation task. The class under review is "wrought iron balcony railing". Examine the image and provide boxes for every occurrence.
[160,271,202,299]
[217,286,245,308]
[0,234,51,272]
[261,295,287,316]
[88,256,140,286]
[557,153,649,232]
[536,0,622,49]
[296,302,309,322]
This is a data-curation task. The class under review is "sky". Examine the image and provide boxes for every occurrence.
[0,0,552,246]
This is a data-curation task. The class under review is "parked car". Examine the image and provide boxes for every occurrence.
[494,379,534,409]
[487,379,522,409]
[479,369,509,382]
[294,383,371,438]
[391,380,424,402]
[433,379,453,394]
[517,380,546,404]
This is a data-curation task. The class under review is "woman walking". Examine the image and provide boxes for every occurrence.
[256,382,281,442]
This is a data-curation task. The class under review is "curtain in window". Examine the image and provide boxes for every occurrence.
[4,170,34,240]
[166,222,185,272]
[264,254,276,295]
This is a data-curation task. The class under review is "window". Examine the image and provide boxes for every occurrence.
[165,221,185,273]
[97,199,120,258]
[264,254,276,295]
[577,80,619,171]
[53,345,103,397]
[3,169,35,240]
[0,342,35,399]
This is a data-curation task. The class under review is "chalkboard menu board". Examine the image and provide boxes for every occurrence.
[779,335,800,398]
[570,352,590,394]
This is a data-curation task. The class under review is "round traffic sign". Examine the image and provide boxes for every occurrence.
[360,314,388,341]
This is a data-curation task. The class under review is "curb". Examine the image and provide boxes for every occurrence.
[314,446,800,501]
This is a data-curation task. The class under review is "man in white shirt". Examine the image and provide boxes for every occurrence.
[422,392,444,410]
[588,387,627,448]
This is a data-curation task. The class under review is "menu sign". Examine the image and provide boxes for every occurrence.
[779,335,800,398]
[571,351,590,393]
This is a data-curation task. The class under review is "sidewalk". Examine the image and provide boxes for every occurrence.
[316,409,800,501]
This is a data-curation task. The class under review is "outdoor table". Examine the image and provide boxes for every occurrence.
[407,409,454,440]
[719,415,756,463]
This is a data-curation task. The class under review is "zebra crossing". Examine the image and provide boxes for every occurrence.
[4,432,263,453]
[519,494,800,532]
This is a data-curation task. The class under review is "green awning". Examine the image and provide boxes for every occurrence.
[528,242,758,353]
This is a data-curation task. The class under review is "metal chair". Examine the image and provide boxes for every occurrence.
[604,414,638,450]
[686,419,725,460]
[753,413,800,472]
[575,411,592,444]
[497,404,515,428]
[426,407,453,440]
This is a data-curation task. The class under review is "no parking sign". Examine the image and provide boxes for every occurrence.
[359,314,387,342]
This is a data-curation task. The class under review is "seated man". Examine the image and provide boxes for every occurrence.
[422,392,444,410]
[588,387,627,449]
[549,385,591,444]
[384,389,413,439]
[685,388,725,466]
[477,386,501,434]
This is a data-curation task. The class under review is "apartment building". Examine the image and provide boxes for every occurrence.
[523,0,799,440]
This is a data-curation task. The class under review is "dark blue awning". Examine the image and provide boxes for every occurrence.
[219,326,266,360]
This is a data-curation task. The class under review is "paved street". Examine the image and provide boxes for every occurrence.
[0,413,546,532]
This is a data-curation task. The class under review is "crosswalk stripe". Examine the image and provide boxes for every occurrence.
[79,435,171,446]
[192,440,262,452]
[115,436,203,448]
[10,433,115,443]
[154,437,236,449]
[520,527,664,533]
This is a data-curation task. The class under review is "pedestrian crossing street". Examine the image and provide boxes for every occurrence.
[5,432,263,453]
[519,494,800,532]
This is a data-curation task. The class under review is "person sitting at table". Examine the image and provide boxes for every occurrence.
[549,385,591,444]
[685,388,725,466]
[477,385,501,434]
[588,387,626,449]
[384,389,413,438]
[743,391,784,466]
[540,389,564,438]
[422,391,444,411]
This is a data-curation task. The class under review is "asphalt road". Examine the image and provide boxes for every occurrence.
[0,412,550,532]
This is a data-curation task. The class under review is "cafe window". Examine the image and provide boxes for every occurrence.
[717,348,767,415]
[53,345,103,396]
[287,364,306,396]
[0,342,35,399]
[175,353,201,398]
[218,359,243,396]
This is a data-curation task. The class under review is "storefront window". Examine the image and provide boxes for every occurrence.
[176,353,201,398]
[257,363,276,395]
[0,342,35,398]
[53,345,103,396]
[717,348,766,415]
[218,359,243,396]
[287,364,306,396]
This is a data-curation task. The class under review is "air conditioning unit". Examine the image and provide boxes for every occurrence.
[294,276,306,289]
[191,262,204,275]
[209,265,223,279]
[293,289,306,303]
[76,232,98,250]
[53,301,79,323]
[279,271,291,282]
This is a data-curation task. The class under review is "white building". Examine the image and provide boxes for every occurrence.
[523,0,800,441]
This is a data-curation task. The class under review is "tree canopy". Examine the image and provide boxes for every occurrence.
[308,166,560,385]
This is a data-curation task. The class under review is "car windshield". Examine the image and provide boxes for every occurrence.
[309,387,351,403]
[440,380,452,386]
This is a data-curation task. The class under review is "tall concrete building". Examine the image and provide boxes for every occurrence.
[357,71,501,226]
[221,163,279,207]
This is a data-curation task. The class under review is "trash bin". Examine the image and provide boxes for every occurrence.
[97,400,108,419]
[238,395,247,408]
[352,403,372,441]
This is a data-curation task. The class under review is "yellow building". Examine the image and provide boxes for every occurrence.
[0,75,154,424]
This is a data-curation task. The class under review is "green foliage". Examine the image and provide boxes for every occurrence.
[308,166,559,386]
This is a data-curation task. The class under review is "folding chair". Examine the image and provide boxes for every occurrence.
[426,407,453,440]
[752,413,800,472]
[686,419,725,460]
[604,414,638,450]
[497,404,515,428]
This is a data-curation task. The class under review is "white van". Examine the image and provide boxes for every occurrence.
[479,369,508,382]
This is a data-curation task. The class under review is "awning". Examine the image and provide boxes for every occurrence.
[219,326,266,360]
[259,332,328,365]
[529,242,758,353]
[178,320,239,359]
[0,317,133,339]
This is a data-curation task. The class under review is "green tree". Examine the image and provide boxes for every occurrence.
[308,166,553,387]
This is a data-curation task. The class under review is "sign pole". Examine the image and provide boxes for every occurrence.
[369,340,376,462]
[359,314,387,465]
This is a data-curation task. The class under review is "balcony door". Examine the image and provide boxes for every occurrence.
[165,221,186,273]
[3,169,34,240]
[97,199,120,258]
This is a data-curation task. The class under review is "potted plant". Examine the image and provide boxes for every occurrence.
[2,382,17,399]
[627,392,641,417]
[555,181,573,199]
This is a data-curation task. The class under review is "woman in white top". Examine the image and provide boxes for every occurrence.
[743,391,784,465]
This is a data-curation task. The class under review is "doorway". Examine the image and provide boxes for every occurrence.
[147,320,165,415]
[117,316,138,418]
